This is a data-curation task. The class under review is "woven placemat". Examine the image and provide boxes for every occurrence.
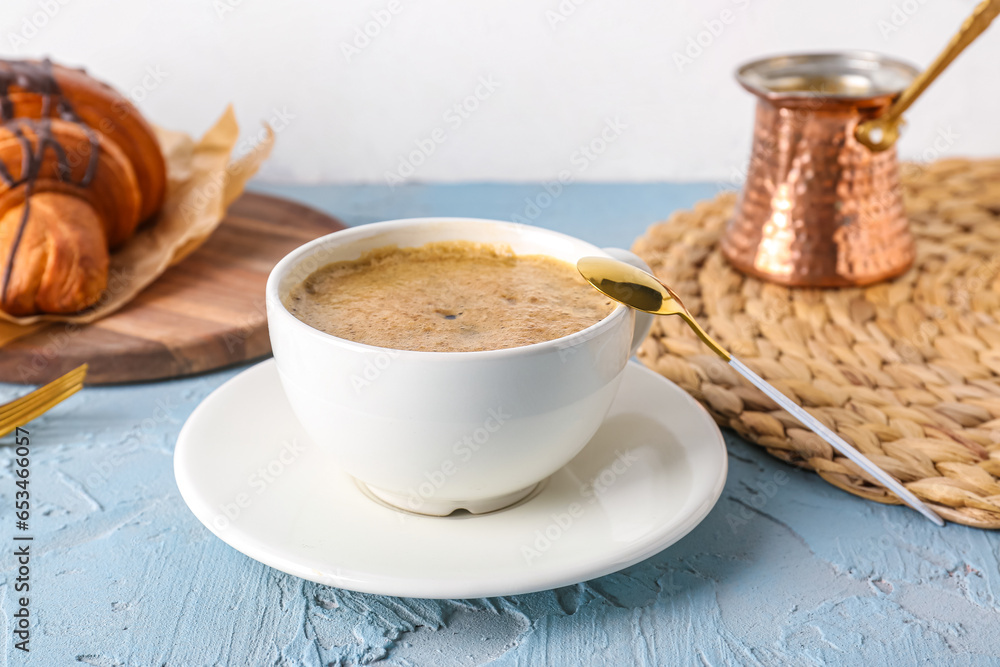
[633,158,1000,529]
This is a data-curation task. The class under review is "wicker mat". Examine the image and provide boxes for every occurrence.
[633,158,1000,529]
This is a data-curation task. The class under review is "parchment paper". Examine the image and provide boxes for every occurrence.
[0,105,273,329]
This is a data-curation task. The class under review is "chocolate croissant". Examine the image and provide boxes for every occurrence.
[0,58,166,315]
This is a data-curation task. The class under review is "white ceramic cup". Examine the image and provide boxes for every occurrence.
[266,218,653,516]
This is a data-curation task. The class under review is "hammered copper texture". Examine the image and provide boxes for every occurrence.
[634,158,1000,529]
[723,98,915,287]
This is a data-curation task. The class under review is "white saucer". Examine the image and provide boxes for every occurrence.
[174,359,727,599]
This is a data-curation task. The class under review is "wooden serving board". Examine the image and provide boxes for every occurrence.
[0,192,345,385]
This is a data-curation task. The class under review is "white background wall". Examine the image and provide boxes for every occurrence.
[3,0,997,184]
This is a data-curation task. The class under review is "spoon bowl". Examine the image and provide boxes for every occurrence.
[577,256,730,360]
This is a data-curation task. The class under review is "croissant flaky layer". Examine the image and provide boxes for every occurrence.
[0,58,166,316]
[0,193,109,314]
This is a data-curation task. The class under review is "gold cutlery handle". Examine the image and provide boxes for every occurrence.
[856,0,1000,151]
[680,313,731,361]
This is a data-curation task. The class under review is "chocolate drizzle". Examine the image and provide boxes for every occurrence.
[0,58,100,305]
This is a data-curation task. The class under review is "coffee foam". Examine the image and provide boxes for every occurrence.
[286,241,615,352]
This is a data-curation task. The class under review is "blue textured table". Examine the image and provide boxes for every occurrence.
[3,183,1000,666]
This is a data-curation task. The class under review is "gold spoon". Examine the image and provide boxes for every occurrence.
[578,256,945,526]
[855,0,1000,151]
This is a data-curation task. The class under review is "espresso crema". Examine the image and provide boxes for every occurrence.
[286,241,615,352]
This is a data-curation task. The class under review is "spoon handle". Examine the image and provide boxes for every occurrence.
[856,0,1000,150]
[728,357,945,526]
[893,0,1000,122]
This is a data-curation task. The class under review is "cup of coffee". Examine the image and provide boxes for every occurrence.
[266,217,653,515]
